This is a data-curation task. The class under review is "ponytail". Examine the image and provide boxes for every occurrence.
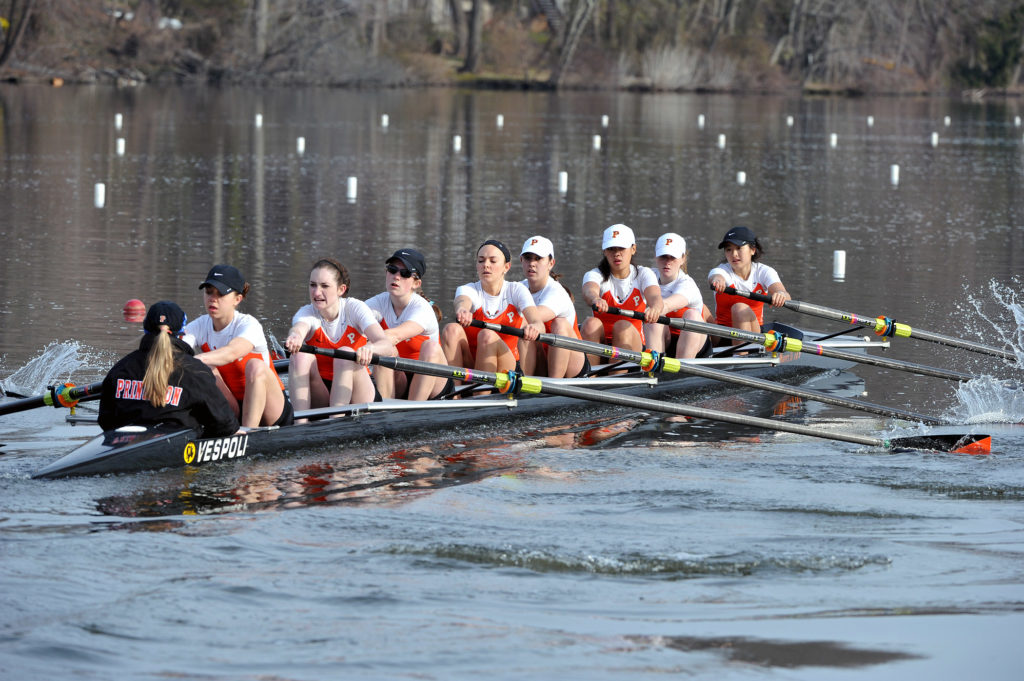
[142,329,176,407]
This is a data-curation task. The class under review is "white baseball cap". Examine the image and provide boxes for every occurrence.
[601,224,635,250]
[655,232,686,259]
[520,235,554,258]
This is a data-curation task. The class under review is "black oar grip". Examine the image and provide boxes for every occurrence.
[722,286,773,304]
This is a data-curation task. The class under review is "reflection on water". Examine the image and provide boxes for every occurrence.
[94,415,641,517]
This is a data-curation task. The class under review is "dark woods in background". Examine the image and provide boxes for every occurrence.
[0,0,1022,93]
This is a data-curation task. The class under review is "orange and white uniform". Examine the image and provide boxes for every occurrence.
[365,292,439,360]
[707,261,781,327]
[291,299,376,381]
[184,313,284,402]
[455,280,536,360]
[582,264,658,341]
[520,277,581,339]
[660,271,705,336]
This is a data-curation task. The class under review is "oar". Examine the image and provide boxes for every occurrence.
[0,382,104,417]
[298,344,990,454]
[469,319,943,424]
[603,305,979,383]
[722,287,1017,362]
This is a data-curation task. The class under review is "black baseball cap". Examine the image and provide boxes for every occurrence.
[386,249,427,277]
[143,300,186,335]
[199,264,246,295]
[718,226,758,249]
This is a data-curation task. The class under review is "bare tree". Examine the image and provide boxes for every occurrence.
[0,0,35,71]
[461,0,483,72]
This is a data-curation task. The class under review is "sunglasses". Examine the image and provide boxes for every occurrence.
[386,264,416,279]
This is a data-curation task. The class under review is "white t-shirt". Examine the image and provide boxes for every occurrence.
[291,298,378,344]
[707,261,781,294]
[365,292,439,342]
[660,271,704,312]
[454,280,536,319]
[521,278,577,327]
[184,312,272,362]
[583,265,658,303]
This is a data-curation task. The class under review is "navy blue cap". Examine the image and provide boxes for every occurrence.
[718,226,758,249]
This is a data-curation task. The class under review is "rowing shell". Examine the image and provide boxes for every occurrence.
[32,336,875,479]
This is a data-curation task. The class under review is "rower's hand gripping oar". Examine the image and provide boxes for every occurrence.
[601,305,980,383]
[722,286,1017,363]
[0,381,104,417]
[298,344,990,455]
[469,319,945,425]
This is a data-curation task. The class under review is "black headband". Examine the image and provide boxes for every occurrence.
[479,239,511,263]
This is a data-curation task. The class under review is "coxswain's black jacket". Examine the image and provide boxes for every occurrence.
[98,334,239,437]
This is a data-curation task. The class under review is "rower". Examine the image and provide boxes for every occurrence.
[645,232,713,359]
[517,235,587,378]
[284,258,393,414]
[186,264,294,428]
[98,300,239,436]
[365,248,450,400]
[440,239,545,375]
[580,224,664,366]
[707,226,791,340]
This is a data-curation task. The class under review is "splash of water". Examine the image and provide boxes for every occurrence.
[952,279,1024,423]
[0,341,96,396]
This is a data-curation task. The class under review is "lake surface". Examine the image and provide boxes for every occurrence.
[1,85,1022,679]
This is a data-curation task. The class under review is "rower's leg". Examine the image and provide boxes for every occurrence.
[675,308,709,359]
[547,317,584,378]
[475,328,515,374]
[374,365,396,400]
[643,321,667,353]
[243,359,285,427]
[610,319,643,353]
[580,316,606,366]
[730,303,760,337]
[329,357,358,406]
[210,368,240,418]
[441,323,473,368]
[408,341,448,401]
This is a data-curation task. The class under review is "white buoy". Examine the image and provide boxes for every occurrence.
[786,115,794,127]
[114,113,123,130]
[116,138,125,156]
[453,135,462,152]
[930,132,939,147]
[717,134,726,149]
[558,171,568,194]
[94,182,106,208]
[829,133,838,148]
[944,116,951,127]
[890,164,900,186]
[592,135,601,150]
[833,250,846,280]
[601,115,609,128]
[1016,116,1022,127]
[496,114,504,129]
[381,114,389,128]
[296,137,305,154]
[347,176,357,202]
[736,171,746,186]
[697,114,705,130]
[867,115,874,127]
[255,114,263,128]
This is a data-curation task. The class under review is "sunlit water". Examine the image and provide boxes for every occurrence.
[1,86,1023,679]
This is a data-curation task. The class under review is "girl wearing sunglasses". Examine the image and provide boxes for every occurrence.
[365,249,448,400]
[441,239,545,375]
[284,258,393,416]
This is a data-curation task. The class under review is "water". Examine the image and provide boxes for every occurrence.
[1,85,1023,679]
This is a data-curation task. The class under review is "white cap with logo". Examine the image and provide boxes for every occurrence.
[655,232,686,259]
[520,235,554,258]
[601,224,635,250]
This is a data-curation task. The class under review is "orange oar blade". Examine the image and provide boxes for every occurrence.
[889,433,992,455]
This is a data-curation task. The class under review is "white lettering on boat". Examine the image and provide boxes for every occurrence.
[183,434,249,465]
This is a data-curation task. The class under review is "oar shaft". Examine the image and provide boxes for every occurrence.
[299,344,887,448]
[726,288,1016,362]
[604,305,978,383]
[470,319,943,424]
[0,382,104,417]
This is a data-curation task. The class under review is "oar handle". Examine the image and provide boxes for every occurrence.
[722,286,773,304]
